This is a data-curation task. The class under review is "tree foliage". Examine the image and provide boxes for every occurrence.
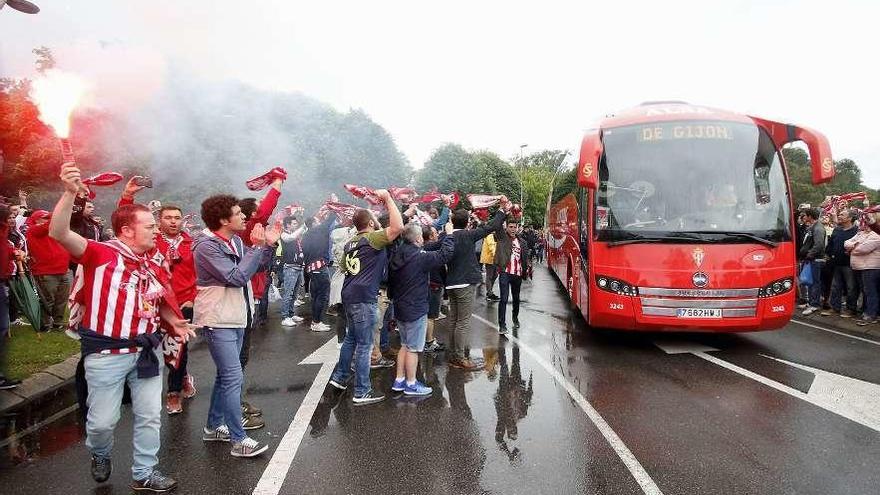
[784,147,878,209]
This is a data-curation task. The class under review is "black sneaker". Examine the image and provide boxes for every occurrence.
[486,293,500,302]
[328,379,347,390]
[513,319,520,329]
[90,455,111,483]
[131,470,177,492]
[352,389,386,406]
[498,325,508,335]
[370,356,395,369]
[0,378,21,390]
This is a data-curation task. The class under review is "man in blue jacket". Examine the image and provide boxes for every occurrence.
[388,221,455,395]
[193,194,280,458]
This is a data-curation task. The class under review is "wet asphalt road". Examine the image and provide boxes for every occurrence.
[2,265,880,494]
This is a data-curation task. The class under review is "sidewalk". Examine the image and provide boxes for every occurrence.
[793,309,880,339]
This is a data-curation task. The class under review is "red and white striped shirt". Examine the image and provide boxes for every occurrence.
[73,240,170,354]
[505,237,522,277]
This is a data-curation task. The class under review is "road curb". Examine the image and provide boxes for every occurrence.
[0,354,80,442]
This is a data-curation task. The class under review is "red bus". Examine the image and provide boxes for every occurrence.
[547,102,834,332]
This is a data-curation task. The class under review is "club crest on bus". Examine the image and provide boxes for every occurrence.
[692,247,705,269]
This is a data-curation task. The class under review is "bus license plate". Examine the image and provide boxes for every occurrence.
[676,308,722,319]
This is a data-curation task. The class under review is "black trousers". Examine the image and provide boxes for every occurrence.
[498,271,522,328]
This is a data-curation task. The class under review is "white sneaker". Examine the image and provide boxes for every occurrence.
[311,322,331,332]
[436,312,447,320]
[289,315,304,323]
[294,299,305,307]
[281,317,295,327]
[802,306,818,315]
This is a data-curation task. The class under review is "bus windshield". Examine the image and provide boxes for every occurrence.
[594,120,791,243]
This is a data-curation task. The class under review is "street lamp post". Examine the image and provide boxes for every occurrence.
[518,144,528,206]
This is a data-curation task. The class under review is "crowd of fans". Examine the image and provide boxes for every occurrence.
[0,162,546,492]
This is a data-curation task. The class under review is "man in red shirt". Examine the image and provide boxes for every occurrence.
[119,179,199,415]
[50,163,195,493]
[25,210,71,332]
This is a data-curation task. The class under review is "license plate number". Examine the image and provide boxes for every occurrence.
[676,308,722,318]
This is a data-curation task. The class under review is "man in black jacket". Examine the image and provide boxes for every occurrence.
[445,200,508,370]
[494,218,531,334]
[799,208,827,315]
[302,213,337,331]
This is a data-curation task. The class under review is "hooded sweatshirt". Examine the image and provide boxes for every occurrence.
[388,235,455,322]
[192,229,274,328]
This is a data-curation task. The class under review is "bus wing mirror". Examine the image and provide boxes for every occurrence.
[750,116,834,185]
[577,131,602,189]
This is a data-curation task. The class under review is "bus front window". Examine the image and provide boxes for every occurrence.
[595,120,791,243]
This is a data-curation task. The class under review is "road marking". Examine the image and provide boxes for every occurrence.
[655,341,880,433]
[791,319,880,347]
[473,314,664,495]
[253,338,338,495]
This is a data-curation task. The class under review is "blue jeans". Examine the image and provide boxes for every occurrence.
[861,269,880,319]
[380,303,392,352]
[309,268,330,324]
[84,348,163,481]
[205,327,246,442]
[331,302,377,396]
[280,265,303,318]
[808,261,825,308]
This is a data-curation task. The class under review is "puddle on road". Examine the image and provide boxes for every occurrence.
[1,400,83,467]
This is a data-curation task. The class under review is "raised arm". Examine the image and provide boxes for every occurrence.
[49,163,88,258]
[375,189,404,241]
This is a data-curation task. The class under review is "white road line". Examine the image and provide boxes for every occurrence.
[694,351,880,432]
[472,314,664,495]
[253,338,338,495]
[791,319,880,346]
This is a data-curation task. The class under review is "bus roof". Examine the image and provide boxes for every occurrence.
[599,102,755,129]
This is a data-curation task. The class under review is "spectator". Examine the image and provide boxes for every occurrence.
[445,202,508,370]
[822,208,859,318]
[328,223,356,344]
[279,215,306,327]
[480,232,499,302]
[50,162,193,492]
[799,208,826,315]
[0,202,21,390]
[194,194,278,457]
[302,212,337,332]
[71,194,104,241]
[845,224,880,326]
[25,210,72,332]
[493,218,531,334]
[387,221,454,396]
[423,225,447,353]
[328,190,403,405]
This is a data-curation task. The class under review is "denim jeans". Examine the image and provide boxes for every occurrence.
[309,268,330,324]
[498,271,523,327]
[84,348,163,481]
[205,327,246,442]
[808,261,825,308]
[829,265,859,312]
[280,265,304,318]
[861,269,880,319]
[331,302,377,396]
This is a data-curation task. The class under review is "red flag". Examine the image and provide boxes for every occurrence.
[467,194,504,209]
[344,184,383,205]
[389,186,417,204]
[414,189,442,204]
[246,167,288,191]
[82,172,124,187]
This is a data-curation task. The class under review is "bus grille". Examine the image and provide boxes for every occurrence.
[638,287,759,318]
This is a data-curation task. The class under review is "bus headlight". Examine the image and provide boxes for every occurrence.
[758,277,794,298]
[596,275,638,296]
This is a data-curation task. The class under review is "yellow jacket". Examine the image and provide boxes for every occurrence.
[480,233,496,264]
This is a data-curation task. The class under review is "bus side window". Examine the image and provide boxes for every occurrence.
[578,186,589,263]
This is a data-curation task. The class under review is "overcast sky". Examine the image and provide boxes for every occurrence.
[1,1,878,184]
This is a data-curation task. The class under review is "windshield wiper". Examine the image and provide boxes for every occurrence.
[713,231,779,248]
[608,233,707,247]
